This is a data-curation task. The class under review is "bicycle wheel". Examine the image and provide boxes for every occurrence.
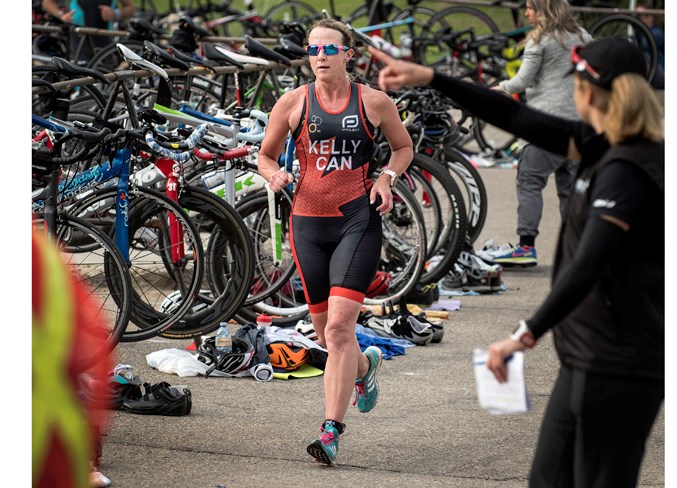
[364,179,427,304]
[405,167,443,257]
[589,13,657,83]
[159,186,255,339]
[420,6,500,67]
[264,1,319,31]
[345,3,403,35]
[442,146,488,243]
[234,188,296,306]
[70,186,206,342]
[33,213,132,370]
[407,153,467,285]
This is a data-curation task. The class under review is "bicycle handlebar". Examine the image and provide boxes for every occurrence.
[192,145,253,161]
[235,109,268,143]
[144,124,209,162]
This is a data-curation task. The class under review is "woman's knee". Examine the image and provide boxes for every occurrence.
[324,322,356,349]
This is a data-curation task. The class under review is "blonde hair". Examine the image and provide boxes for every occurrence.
[527,0,586,45]
[587,73,664,145]
[308,19,353,48]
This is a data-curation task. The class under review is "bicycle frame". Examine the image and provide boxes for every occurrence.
[31,114,190,266]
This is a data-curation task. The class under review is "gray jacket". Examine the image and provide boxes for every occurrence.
[499,29,592,120]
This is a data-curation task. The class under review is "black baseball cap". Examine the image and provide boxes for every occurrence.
[568,38,648,90]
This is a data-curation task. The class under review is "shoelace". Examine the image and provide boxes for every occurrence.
[352,382,366,406]
[320,427,335,445]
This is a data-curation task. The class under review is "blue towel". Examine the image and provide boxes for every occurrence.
[356,332,406,360]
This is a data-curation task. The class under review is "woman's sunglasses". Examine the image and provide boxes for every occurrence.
[306,44,350,56]
[570,45,600,80]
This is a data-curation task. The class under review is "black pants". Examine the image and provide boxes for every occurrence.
[529,365,663,488]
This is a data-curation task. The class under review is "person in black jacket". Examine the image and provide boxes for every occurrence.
[370,38,664,488]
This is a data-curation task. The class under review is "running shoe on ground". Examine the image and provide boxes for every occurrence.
[457,251,503,293]
[364,314,434,345]
[354,346,383,413]
[120,382,192,416]
[307,421,343,466]
[413,313,444,343]
[439,264,465,294]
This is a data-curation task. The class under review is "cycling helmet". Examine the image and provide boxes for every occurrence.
[366,271,392,298]
[197,336,255,376]
[295,320,318,341]
[267,342,308,371]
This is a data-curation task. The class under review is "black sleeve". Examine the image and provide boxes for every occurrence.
[429,71,577,156]
[526,161,653,339]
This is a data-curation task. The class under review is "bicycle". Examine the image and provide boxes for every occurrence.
[31,119,133,368]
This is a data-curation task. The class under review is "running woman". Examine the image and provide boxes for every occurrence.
[258,19,413,466]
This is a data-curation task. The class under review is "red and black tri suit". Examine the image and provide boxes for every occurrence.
[289,82,380,313]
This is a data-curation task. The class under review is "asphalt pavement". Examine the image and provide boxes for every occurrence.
[100,167,665,488]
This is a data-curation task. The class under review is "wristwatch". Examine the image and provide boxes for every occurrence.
[510,320,537,348]
[380,169,399,188]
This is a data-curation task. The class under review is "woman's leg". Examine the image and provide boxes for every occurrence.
[323,295,369,423]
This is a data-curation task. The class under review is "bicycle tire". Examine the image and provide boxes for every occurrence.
[264,1,319,30]
[70,186,206,342]
[233,188,297,306]
[408,153,467,285]
[442,146,488,243]
[419,6,500,67]
[405,167,444,256]
[589,13,657,83]
[33,212,132,370]
[158,186,255,339]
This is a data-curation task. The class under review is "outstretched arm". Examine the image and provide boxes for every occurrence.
[369,47,583,161]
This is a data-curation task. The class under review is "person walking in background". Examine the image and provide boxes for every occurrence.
[637,2,664,89]
[258,19,413,465]
[486,0,591,267]
[370,35,663,488]
[41,0,136,62]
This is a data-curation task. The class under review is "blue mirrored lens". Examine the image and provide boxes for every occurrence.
[323,44,339,55]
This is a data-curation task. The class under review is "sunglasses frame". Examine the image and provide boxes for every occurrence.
[570,45,601,80]
[306,44,350,56]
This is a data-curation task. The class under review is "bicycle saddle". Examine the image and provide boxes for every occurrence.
[127,16,168,41]
[202,43,245,70]
[144,41,191,71]
[165,45,217,72]
[116,43,169,81]
[275,38,307,60]
[245,35,292,66]
[50,57,110,84]
[214,44,269,66]
[178,15,211,39]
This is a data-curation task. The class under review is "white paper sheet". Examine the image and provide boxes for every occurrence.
[473,349,531,415]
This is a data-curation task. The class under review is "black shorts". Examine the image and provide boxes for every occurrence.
[290,195,382,313]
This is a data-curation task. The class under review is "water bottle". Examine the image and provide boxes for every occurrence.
[371,35,402,58]
[257,314,272,328]
[215,322,232,359]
